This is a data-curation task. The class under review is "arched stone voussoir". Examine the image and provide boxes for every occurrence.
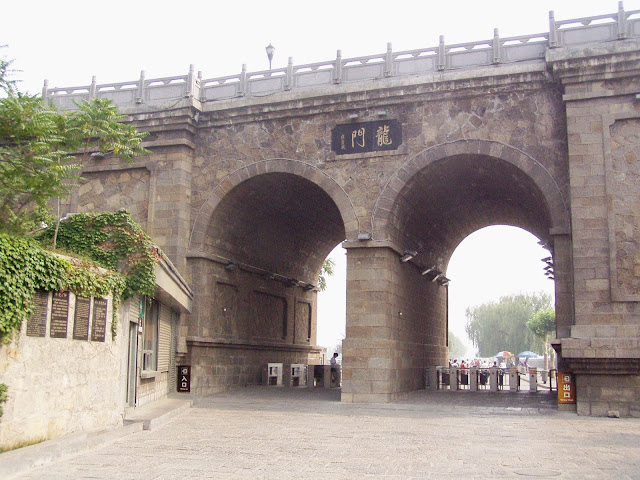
[188,158,360,251]
[371,140,571,240]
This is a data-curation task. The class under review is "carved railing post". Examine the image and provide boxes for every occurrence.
[89,76,97,98]
[197,70,203,101]
[186,64,195,98]
[385,42,393,77]
[492,29,501,64]
[617,1,628,39]
[334,50,343,84]
[437,36,446,71]
[285,57,293,91]
[42,80,49,101]
[548,11,558,47]
[136,70,146,104]
[239,64,247,97]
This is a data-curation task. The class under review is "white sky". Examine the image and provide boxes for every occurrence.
[3,0,635,349]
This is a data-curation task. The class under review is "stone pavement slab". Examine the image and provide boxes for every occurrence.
[5,387,640,479]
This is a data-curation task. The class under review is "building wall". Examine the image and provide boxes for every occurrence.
[0,293,123,450]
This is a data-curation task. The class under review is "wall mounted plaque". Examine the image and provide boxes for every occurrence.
[91,298,108,342]
[73,296,91,341]
[331,119,402,155]
[178,365,191,392]
[26,290,49,337]
[50,291,69,338]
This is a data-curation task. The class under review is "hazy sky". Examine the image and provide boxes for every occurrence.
[3,0,634,350]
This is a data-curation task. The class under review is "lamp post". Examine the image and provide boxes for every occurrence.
[265,43,275,70]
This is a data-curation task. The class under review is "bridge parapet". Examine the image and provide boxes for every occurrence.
[43,3,639,110]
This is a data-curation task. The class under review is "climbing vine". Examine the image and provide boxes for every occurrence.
[38,209,160,300]
[0,233,125,341]
[0,209,159,343]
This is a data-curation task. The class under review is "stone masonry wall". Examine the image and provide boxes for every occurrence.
[0,293,123,450]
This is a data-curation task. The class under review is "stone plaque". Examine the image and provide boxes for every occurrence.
[26,290,49,337]
[50,291,69,338]
[91,298,108,342]
[73,296,91,341]
[331,119,402,155]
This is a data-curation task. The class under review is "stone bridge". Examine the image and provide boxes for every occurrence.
[46,4,640,415]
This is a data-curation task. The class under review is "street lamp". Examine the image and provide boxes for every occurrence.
[265,43,275,70]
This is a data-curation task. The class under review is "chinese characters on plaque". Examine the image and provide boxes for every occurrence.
[331,120,402,155]
[26,292,108,342]
[557,372,576,404]
[26,290,49,337]
[177,366,191,392]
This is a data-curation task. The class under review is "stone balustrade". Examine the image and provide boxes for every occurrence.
[43,3,640,110]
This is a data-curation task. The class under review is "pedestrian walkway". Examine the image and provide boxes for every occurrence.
[3,387,640,479]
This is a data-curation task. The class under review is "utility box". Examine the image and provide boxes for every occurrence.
[263,363,283,386]
[450,367,459,391]
[509,368,519,392]
[489,367,499,392]
[470,367,478,391]
[289,364,306,387]
[528,368,537,392]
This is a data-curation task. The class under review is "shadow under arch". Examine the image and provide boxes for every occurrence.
[188,158,360,252]
[371,139,571,245]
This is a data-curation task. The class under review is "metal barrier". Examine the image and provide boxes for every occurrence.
[427,366,558,393]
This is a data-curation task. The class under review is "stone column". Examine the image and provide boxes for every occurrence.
[341,246,447,403]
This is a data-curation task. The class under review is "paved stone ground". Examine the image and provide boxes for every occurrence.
[10,387,640,479]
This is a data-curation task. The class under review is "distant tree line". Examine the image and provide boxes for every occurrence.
[465,292,551,357]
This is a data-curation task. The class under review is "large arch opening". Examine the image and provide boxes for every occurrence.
[187,171,347,394]
[447,225,556,362]
[343,147,570,402]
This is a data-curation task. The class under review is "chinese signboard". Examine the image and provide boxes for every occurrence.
[50,291,69,338]
[178,365,191,392]
[331,120,402,155]
[558,372,576,404]
[91,298,108,342]
[27,290,49,337]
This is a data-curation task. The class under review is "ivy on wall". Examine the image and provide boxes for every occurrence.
[0,209,159,343]
[38,209,160,300]
[0,233,126,342]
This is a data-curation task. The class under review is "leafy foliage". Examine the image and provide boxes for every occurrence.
[0,94,148,235]
[465,292,551,357]
[38,209,159,300]
[0,95,78,233]
[448,330,468,358]
[526,308,555,339]
[318,257,335,291]
[0,233,126,342]
[0,46,18,96]
[0,383,7,418]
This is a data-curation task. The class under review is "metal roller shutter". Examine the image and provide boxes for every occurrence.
[157,304,172,372]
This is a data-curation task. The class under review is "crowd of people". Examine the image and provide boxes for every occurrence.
[448,357,530,373]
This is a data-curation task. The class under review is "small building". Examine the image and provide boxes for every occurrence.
[0,255,192,451]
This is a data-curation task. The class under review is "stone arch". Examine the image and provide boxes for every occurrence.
[371,139,570,244]
[188,158,360,252]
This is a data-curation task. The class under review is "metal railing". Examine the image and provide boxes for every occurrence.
[42,3,640,110]
[426,366,558,392]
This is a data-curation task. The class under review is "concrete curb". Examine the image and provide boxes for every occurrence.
[0,397,192,479]
[0,422,143,480]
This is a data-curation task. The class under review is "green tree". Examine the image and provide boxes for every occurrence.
[0,52,148,236]
[318,257,335,291]
[0,46,18,96]
[0,96,148,235]
[465,292,550,357]
[527,307,555,370]
[448,330,467,359]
